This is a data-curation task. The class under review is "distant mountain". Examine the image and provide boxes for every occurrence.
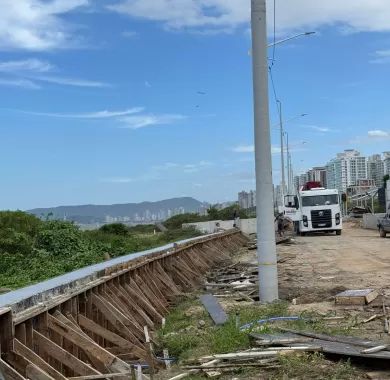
[28,197,207,225]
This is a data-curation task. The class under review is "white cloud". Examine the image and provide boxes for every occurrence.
[0,78,40,89]
[144,81,152,88]
[120,114,186,129]
[0,59,107,89]
[370,50,390,64]
[153,160,212,173]
[33,75,109,88]
[368,130,390,138]
[305,125,331,133]
[0,58,54,73]
[232,145,254,153]
[17,108,144,119]
[0,0,89,51]
[107,0,390,35]
[100,177,134,183]
[232,144,305,155]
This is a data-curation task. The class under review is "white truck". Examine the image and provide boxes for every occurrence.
[283,184,342,236]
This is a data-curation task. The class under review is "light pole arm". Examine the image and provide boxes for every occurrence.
[268,32,315,48]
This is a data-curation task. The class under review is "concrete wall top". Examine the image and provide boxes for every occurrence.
[0,231,229,312]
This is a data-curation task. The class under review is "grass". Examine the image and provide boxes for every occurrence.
[157,298,365,380]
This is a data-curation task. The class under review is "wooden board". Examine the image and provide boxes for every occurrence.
[199,294,228,325]
[335,289,378,305]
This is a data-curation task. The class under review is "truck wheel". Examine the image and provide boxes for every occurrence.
[336,230,342,236]
[380,227,387,238]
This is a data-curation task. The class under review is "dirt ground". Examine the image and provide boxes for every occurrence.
[277,222,390,305]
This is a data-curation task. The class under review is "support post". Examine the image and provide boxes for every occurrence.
[251,0,279,302]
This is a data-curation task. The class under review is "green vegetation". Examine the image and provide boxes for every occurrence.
[0,211,201,290]
[158,298,363,380]
[163,205,250,230]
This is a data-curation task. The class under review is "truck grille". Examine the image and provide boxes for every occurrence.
[311,209,332,228]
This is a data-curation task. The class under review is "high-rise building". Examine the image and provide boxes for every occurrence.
[238,190,256,209]
[367,154,385,187]
[384,152,390,176]
[307,167,327,187]
[326,149,367,193]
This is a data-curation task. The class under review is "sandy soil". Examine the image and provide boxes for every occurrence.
[277,222,390,304]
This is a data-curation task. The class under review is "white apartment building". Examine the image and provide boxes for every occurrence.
[326,149,367,193]
[367,154,385,187]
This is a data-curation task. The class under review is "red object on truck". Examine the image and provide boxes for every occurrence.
[302,181,322,191]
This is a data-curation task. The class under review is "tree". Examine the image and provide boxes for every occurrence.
[99,223,129,236]
[206,206,220,220]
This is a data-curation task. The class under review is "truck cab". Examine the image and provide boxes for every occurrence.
[283,183,342,236]
[299,188,342,235]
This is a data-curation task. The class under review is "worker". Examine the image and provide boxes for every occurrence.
[276,213,284,237]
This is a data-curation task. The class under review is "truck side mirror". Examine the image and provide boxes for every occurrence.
[294,196,299,209]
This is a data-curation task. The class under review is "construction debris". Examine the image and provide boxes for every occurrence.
[263,329,390,360]
[335,289,379,305]
[199,294,228,325]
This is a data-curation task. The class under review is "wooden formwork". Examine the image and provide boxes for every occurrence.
[0,231,247,379]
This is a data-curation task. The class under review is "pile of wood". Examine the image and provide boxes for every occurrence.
[170,345,321,379]
[204,262,259,300]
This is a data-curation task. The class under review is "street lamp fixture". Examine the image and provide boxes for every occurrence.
[268,32,316,48]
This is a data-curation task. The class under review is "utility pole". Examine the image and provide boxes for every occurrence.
[278,100,286,201]
[251,0,279,302]
[286,131,290,193]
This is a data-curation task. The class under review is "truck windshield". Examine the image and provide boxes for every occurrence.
[301,194,339,207]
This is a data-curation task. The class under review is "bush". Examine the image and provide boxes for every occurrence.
[99,223,129,236]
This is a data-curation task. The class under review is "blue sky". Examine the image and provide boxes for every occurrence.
[1,0,390,210]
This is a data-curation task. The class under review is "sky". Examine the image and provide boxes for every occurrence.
[1,0,390,210]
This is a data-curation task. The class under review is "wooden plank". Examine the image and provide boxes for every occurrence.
[14,339,67,380]
[32,330,100,377]
[335,289,378,305]
[47,314,111,373]
[6,351,30,377]
[91,294,140,343]
[68,373,132,380]
[123,284,163,323]
[15,324,27,346]
[77,315,142,356]
[0,308,13,355]
[47,314,132,374]
[0,357,25,380]
[25,364,56,380]
[115,285,154,329]
[199,294,228,325]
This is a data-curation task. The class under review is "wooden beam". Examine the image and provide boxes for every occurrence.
[47,314,110,374]
[25,363,56,380]
[14,339,67,380]
[77,315,142,357]
[32,330,100,377]
[47,314,131,374]
[0,308,13,355]
[91,294,145,352]
[0,357,25,380]
[68,373,132,380]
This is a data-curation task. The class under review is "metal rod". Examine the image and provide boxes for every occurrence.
[251,0,279,302]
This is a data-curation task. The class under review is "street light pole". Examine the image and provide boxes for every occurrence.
[286,132,290,193]
[251,0,278,302]
[277,100,286,202]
